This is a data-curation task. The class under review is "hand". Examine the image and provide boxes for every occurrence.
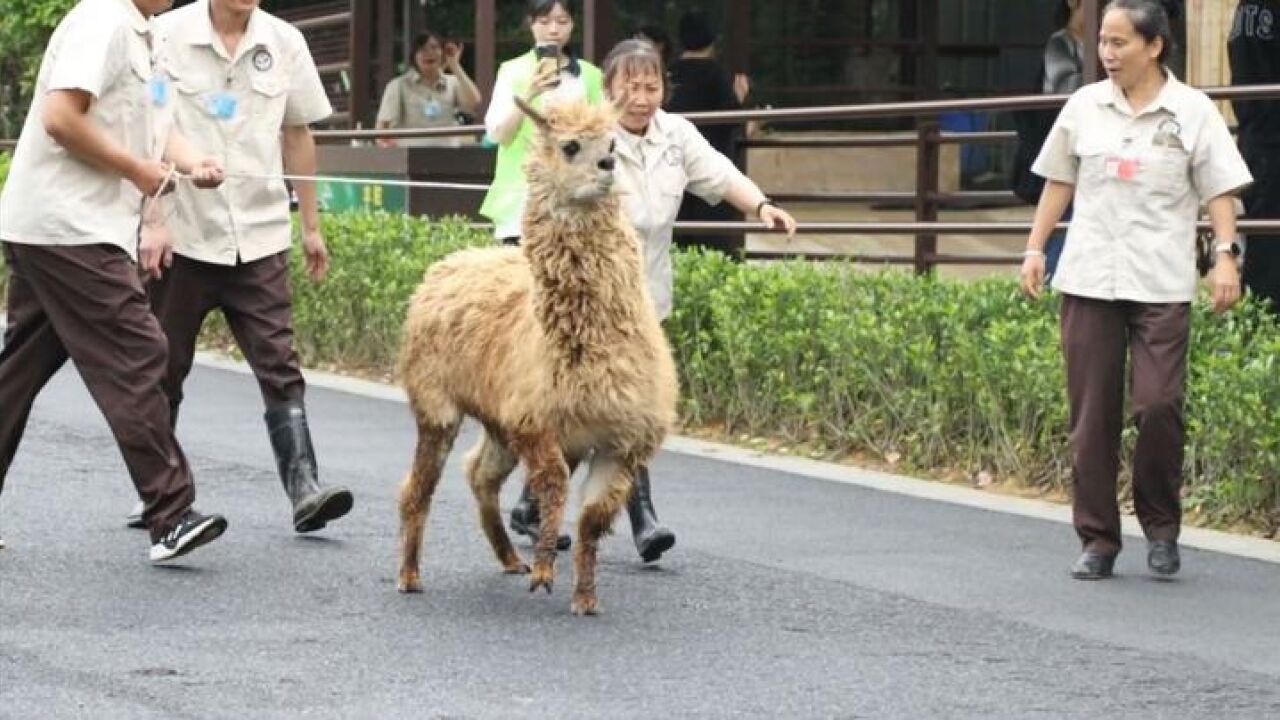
[189,158,224,189]
[1019,252,1046,299]
[733,73,751,104]
[759,203,797,239]
[376,137,398,148]
[129,160,176,197]
[138,220,174,282]
[1210,254,1242,314]
[526,65,561,101]
[443,41,464,69]
[302,227,330,282]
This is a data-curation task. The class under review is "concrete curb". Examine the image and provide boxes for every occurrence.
[194,350,1280,566]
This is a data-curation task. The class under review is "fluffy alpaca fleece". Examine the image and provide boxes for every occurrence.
[396,100,678,615]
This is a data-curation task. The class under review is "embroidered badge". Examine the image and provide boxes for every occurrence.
[252,48,274,72]
[662,146,684,167]
[1152,117,1185,150]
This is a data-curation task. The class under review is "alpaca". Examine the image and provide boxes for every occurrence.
[396,98,678,615]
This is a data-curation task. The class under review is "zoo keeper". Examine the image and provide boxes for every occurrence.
[1019,0,1252,581]
[121,0,353,535]
[0,0,227,562]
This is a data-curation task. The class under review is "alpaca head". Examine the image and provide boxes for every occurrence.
[517,98,619,206]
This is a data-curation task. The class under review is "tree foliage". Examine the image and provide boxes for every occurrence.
[0,0,77,136]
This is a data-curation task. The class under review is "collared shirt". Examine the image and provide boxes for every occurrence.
[0,0,157,258]
[158,0,332,266]
[1033,74,1253,303]
[376,69,463,146]
[614,109,746,319]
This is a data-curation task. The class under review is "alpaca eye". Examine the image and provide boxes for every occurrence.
[609,139,616,153]
[562,140,581,158]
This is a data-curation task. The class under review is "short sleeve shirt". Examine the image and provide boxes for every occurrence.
[1032,74,1252,302]
[0,0,157,258]
[158,0,332,266]
[614,110,747,319]
[376,70,462,146]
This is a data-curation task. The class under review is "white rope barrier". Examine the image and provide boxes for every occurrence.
[221,171,491,192]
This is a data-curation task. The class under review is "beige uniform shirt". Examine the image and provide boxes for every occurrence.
[376,70,463,146]
[615,110,746,319]
[158,0,332,266]
[1033,75,1252,302]
[0,0,157,258]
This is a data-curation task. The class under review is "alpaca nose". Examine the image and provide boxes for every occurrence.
[597,157,615,172]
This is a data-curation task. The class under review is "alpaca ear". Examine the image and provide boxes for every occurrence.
[610,87,630,114]
[514,96,551,132]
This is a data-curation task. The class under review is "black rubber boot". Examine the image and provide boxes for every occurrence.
[509,483,571,551]
[626,466,675,563]
[265,401,354,533]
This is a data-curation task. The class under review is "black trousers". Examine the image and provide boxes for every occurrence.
[0,243,196,540]
[1241,137,1280,311]
[148,251,305,410]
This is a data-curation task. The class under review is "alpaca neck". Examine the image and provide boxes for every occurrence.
[522,192,646,367]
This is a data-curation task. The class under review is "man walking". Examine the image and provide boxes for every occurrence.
[123,0,352,533]
[0,0,228,562]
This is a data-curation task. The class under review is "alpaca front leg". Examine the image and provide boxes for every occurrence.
[513,433,570,594]
[571,456,632,616]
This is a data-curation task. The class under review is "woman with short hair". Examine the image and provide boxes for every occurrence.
[1020,0,1251,580]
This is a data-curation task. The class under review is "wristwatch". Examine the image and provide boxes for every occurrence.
[754,198,775,217]
[1214,241,1242,257]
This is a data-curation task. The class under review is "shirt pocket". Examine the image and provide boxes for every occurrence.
[170,71,212,127]
[249,72,288,130]
[1075,138,1111,186]
[651,163,688,222]
[1143,146,1192,199]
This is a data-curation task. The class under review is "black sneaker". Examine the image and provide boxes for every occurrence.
[149,510,227,563]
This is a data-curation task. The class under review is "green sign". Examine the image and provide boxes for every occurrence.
[318,174,406,213]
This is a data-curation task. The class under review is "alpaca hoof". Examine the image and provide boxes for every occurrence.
[571,594,599,616]
[529,565,555,594]
[503,560,531,575]
[397,571,423,594]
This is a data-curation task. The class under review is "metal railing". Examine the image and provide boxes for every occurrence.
[304,82,1280,271]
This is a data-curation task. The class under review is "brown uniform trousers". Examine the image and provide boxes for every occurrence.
[148,251,304,409]
[1060,294,1190,556]
[0,243,195,539]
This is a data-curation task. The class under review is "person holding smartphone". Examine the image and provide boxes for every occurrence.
[479,0,604,245]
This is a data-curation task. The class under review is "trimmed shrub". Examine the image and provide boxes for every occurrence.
[3,212,1276,532]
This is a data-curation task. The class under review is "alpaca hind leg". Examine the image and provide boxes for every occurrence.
[571,454,633,616]
[464,430,525,574]
[397,413,461,593]
[509,431,569,594]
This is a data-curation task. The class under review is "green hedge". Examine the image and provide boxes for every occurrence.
[1,212,1277,532]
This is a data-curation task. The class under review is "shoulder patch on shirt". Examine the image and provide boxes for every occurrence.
[252,48,273,72]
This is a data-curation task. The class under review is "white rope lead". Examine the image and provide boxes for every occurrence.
[220,171,491,193]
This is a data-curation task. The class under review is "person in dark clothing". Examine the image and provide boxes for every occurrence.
[1229,0,1280,311]
[667,9,749,258]
[633,23,672,66]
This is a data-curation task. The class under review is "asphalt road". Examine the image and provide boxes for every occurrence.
[2,363,1278,719]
